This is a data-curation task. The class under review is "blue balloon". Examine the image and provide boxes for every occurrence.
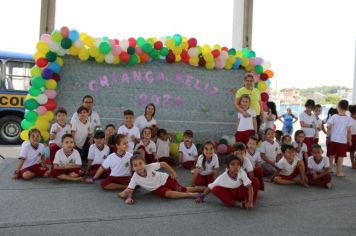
[47,62,61,73]
[232,57,242,69]
[68,30,79,41]
[266,79,271,86]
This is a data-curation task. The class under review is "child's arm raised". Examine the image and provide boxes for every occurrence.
[160,162,176,179]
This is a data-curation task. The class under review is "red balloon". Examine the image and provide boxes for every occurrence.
[212,49,220,58]
[44,99,57,110]
[166,52,175,64]
[187,38,197,48]
[36,57,48,67]
[128,37,136,47]
[260,73,268,81]
[154,41,163,50]
[221,47,228,52]
[226,145,233,154]
[52,73,61,82]
[261,92,269,102]
[180,50,189,62]
[113,39,119,45]
[119,51,130,62]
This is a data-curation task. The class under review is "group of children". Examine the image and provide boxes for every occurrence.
[12,95,356,209]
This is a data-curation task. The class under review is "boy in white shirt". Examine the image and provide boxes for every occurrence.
[292,130,308,167]
[307,144,332,189]
[313,104,323,144]
[179,130,198,170]
[299,99,316,155]
[117,110,140,154]
[135,127,157,164]
[260,129,282,176]
[327,100,353,176]
[87,131,110,177]
[156,129,176,166]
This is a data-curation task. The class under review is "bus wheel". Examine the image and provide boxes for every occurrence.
[0,116,22,144]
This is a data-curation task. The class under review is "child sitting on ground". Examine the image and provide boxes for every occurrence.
[104,124,116,153]
[87,131,110,177]
[179,130,198,170]
[281,135,292,145]
[292,130,308,167]
[135,127,157,164]
[307,144,332,189]
[260,128,281,176]
[117,110,140,154]
[156,129,176,166]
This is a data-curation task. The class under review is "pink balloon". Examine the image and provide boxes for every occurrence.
[37,106,47,115]
[249,58,256,66]
[135,47,142,55]
[44,90,57,99]
[111,45,122,56]
[255,57,264,65]
[60,26,70,38]
[217,144,227,154]
[40,34,52,43]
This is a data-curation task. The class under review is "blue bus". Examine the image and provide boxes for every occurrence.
[0,51,34,144]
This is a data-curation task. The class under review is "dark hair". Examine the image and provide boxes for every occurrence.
[267,101,278,117]
[28,128,41,138]
[201,140,215,170]
[94,130,105,139]
[225,154,242,167]
[326,107,337,122]
[248,135,258,143]
[55,107,67,116]
[294,130,305,140]
[281,144,295,153]
[82,95,94,103]
[144,103,156,117]
[77,106,89,114]
[114,134,127,145]
[105,124,115,130]
[130,152,146,168]
[338,100,349,111]
[243,73,254,81]
[157,128,167,137]
[275,130,283,137]
[240,94,251,103]
[124,109,134,116]
[349,105,356,115]
[305,99,316,109]
[183,130,194,138]
[61,133,74,142]
[282,135,292,144]
[315,104,322,109]
[311,144,322,151]
[232,142,246,152]
[141,127,152,136]
[265,128,274,135]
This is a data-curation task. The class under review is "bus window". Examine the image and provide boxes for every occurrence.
[5,61,33,91]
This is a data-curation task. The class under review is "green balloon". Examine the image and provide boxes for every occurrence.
[102,36,109,42]
[137,37,146,47]
[51,31,62,43]
[99,42,111,54]
[28,87,42,96]
[31,76,45,89]
[242,48,249,58]
[46,51,57,62]
[24,110,38,122]
[61,38,72,49]
[255,65,264,74]
[142,43,153,53]
[160,47,169,56]
[21,119,35,130]
[249,51,256,58]
[175,132,184,142]
[127,46,136,55]
[219,138,228,145]
[228,48,236,56]
[24,98,39,110]
[173,34,182,46]
[149,49,159,59]
[128,55,138,65]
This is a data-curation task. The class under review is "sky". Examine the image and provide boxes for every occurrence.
[0,0,355,89]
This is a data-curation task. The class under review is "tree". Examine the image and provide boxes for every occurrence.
[325,94,341,105]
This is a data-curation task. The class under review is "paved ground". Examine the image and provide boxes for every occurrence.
[0,150,356,236]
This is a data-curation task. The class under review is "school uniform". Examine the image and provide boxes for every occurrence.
[134,115,157,133]
[307,156,332,188]
[246,150,264,190]
[292,141,308,168]
[156,138,176,166]
[135,140,157,164]
[235,108,256,145]
[100,152,132,189]
[327,114,353,158]
[260,140,281,176]
[117,125,140,153]
[313,115,323,144]
[51,149,83,177]
[128,163,187,198]
[348,117,356,152]
[208,169,259,207]
[179,142,198,169]
[71,119,93,162]
[71,111,101,131]
[87,144,110,177]
[18,143,47,178]
[275,156,299,180]
[49,122,71,164]
[194,154,219,186]
[299,112,316,155]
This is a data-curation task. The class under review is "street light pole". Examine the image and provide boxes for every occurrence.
[353,40,356,103]
[39,0,56,37]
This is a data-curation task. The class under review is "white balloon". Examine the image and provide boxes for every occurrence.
[188,48,198,57]
[219,51,228,60]
[49,42,60,52]
[94,37,102,47]
[36,94,48,105]
[105,53,114,64]
[120,39,129,49]
[75,40,84,49]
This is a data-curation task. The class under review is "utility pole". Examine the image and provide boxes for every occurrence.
[353,40,356,103]
[39,0,56,37]
[232,0,253,49]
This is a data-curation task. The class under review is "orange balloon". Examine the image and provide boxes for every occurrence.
[140,53,149,63]
[265,70,274,78]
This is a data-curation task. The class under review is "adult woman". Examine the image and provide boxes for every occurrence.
[134,103,158,133]
[278,108,298,135]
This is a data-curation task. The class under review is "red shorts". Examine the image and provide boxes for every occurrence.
[19,164,48,178]
[304,137,315,155]
[51,167,84,178]
[182,160,195,169]
[89,164,111,178]
[153,176,187,198]
[253,166,264,191]
[137,145,156,164]
[49,143,61,165]
[328,141,347,158]
[100,176,131,189]
[277,167,299,181]
[348,135,356,152]
[194,174,214,186]
[235,130,255,145]
[307,173,332,188]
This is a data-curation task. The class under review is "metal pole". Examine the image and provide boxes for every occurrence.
[39,0,56,37]
[353,40,356,103]
[232,0,253,49]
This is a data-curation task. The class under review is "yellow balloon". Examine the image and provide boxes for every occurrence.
[146,38,154,45]
[43,111,54,121]
[36,41,49,53]
[113,55,120,64]
[34,51,45,60]
[169,143,179,158]
[166,39,175,49]
[189,57,199,66]
[205,62,215,70]
[245,64,254,72]
[258,81,268,91]
[227,55,235,64]
[241,58,249,67]
[80,32,88,41]
[175,55,181,62]
[236,50,243,57]
[40,130,50,141]
[202,44,211,54]
[84,36,94,47]
[181,41,188,50]
[56,57,64,66]
[35,118,50,130]
[203,53,214,63]
[172,46,182,55]
[20,130,29,141]
[45,79,57,90]
[88,46,100,57]
[78,48,89,61]
[95,54,105,63]
[213,44,221,50]
[69,45,79,56]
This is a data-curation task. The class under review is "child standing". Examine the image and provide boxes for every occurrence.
[87,131,110,177]
[273,144,308,187]
[117,110,140,154]
[51,134,84,181]
[313,104,323,144]
[135,127,157,164]
[71,106,93,163]
[243,137,265,190]
[118,155,204,204]
[299,99,316,155]
[292,130,308,168]
[327,100,352,176]
[261,101,277,132]
[49,108,71,165]
[156,129,176,166]
[195,155,258,208]
[13,128,49,180]
[260,128,281,176]
[349,105,356,169]
[89,134,132,190]
[191,141,219,187]
[179,130,198,170]
[307,144,332,189]
[235,94,258,144]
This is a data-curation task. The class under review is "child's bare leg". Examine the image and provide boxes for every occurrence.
[103,183,127,190]
[350,151,356,168]
[69,172,80,177]
[326,180,333,189]
[117,188,132,198]
[329,156,335,172]
[273,176,298,185]
[336,157,345,176]
[165,190,199,199]
[56,174,84,181]
[43,171,50,177]
[22,171,36,180]
[297,161,308,185]
[186,186,205,193]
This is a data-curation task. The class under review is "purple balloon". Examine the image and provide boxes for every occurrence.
[42,68,53,80]
[255,57,264,65]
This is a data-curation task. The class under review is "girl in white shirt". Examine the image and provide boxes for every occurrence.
[87,131,110,177]
[191,141,219,187]
[307,144,332,189]
[135,127,157,164]
[156,129,176,166]
[245,136,265,191]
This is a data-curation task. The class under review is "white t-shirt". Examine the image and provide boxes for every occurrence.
[292,141,307,161]
[327,114,353,144]
[128,163,168,191]
[179,142,198,162]
[299,112,316,138]
[260,141,281,163]
[156,138,170,158]
[263,112,276,129]
[102,152,132,177]
[276,156,298,176]
[195,154,219,176]
[87,144,110,165]
[351,118,356,135]
[49,123,71,146]
[242,157,254,173]
[19,143,44,170]
[308,156,329,173]
[237,108,256,131]
[246,150,261,168]
[314,115,323,138]
[71,110,101,130]
[71,119,93,149]
[134,115,157,132]
[135,140,156,154]
[208,169,251,190]
[53,149,82,167]
[117,125,140,153]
